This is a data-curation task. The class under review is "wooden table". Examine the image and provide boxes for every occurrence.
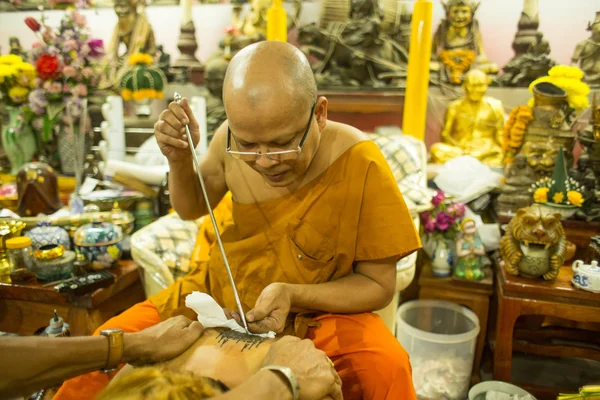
[0,260,145,336]
[494,258,600,398]
[418,259,494,384]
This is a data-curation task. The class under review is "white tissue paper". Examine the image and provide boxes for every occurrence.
[185,292,276,338]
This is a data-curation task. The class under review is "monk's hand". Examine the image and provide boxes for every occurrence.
[124,315,204,365]
[154,97,200,163]
[262,336,342,400]
[245,283,291,334]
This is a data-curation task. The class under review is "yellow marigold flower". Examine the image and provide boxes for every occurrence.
[564,66,584,80]
[128,53,153,66]
[132,90,146,101]
[121,89,133,101]
[0,64,15,78]
[156,91,164,100]
[567,190,583,207]
[552,192,564,204]
[0,54,23,65]
[8,86,29,103]
[533,187,549,203]
[569,95,590,111]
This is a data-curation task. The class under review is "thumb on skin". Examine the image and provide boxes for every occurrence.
[247,300,272,322]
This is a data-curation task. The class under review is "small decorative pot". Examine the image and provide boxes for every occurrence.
[518,242,551,278]
[572,260,600,293]
[32,244,76,281]
[537,203,578,220]
[26,222,71,251]
[74,221,123,269]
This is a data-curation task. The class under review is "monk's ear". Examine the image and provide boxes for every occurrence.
[315,96,328,130]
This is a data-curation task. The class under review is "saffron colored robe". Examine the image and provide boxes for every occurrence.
[55,140,421,400]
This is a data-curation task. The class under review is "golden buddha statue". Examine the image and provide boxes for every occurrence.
[430,69,505,166]
[571,12,600,87]
[431,0,498,84]
[232,0,301,42]
[100,0,156,90]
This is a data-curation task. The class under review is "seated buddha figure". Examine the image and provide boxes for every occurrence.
[431,0,498,84]
[430,69,505,167]
[100,0,156,90]
[571,12,600,87]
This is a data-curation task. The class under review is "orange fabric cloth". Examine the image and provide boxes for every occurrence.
[55,140,421,399]
[309,313,417,400]
[150,141,421,322]
[53,300,161,400]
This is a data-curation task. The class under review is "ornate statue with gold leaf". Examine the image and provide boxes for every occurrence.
[571,12,600,87]
[576,94,600,221]
[231,0,302,43]
[430,69,505,166]
[430,0,498,85]
[100,0,156,90]
[296,0,409,89]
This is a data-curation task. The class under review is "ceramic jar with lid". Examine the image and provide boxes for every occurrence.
[32,244,76,281]
[572,259,600,293]
[26,222,71,251]
[74,221,123,269]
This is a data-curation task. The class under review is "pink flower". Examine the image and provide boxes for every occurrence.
[63,65,77,78]
[420,211,430,224]
[424,219,436,233]
[43,81,52,91]
[449,202,466,218]
[431,190,446,207]
[49,82,62,93]
[62,39,78,51]
[32,41,42,48]
[435,212,453,231]
[81,67,93,78]
[76,84,87,97]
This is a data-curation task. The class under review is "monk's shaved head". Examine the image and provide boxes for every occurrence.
[223,41,317,112]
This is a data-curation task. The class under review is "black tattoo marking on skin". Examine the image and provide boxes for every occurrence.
[216,330,269,352]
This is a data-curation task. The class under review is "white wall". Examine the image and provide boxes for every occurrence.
[0,0,597,70]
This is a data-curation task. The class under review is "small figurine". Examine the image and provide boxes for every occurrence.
[499,203,567,280]
[571,11,600,87]
[430,69,505,166]
[453,218,488,280]
[155,44,174,83]
[100,0,157,90]
[569,154,594,188]
[430,0,498,84]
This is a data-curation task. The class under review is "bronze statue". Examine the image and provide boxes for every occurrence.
[575,94,600,221]
[499,32,556,87]
[297,0,409,89]
[204,57,228,139]
[100,0,156,90]
[430,0,498,85]
[571,11,600,87]
[156,44,174,83]
[496,153,537,215]
[430,69,505,166]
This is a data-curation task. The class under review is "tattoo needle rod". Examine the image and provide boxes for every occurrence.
[173,93,249,333]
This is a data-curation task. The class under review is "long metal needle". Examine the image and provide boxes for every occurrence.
[173,93,249,332]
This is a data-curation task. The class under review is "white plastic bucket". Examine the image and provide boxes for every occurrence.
[397,300,480,400]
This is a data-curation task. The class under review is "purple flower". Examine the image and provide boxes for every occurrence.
[431,190,446,207]
[447,202,466,218]
[28,89,48,115]
[420,211,430,224]
[86,39,104,58]
[435,212,453,231]
[424,219,436,233]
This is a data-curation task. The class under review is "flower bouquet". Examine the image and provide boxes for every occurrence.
[0,54,38,173]
[22,10,104,174]
[420,190,466,276]
[530,147,584,219]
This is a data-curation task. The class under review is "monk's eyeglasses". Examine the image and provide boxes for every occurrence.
[226,101,317,161]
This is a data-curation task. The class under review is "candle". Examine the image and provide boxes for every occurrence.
[267,0,287,42]
[522,0,539,19]
[181,0,192,25]
[402,0,433,141]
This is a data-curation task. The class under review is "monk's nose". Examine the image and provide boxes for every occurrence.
[254,154,279,169]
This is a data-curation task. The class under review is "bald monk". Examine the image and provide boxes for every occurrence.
[55,41,421,400]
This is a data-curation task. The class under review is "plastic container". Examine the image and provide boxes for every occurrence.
[468,381,536,400]
[397,300,480,400]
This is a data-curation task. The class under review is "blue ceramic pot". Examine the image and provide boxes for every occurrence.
[26,222,71,251]
[74,221,123,269]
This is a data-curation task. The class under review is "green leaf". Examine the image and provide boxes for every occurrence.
[47,102,64,122]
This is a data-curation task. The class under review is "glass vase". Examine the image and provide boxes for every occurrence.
[1,106,38,175]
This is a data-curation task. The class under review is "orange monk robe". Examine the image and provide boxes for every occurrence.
[55,140,421,400]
